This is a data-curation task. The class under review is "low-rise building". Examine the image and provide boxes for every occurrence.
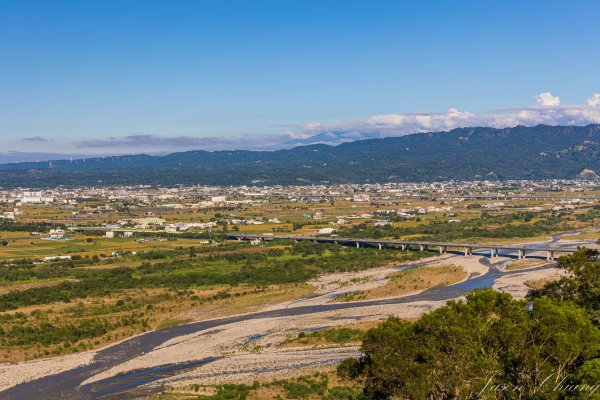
[318,227,336,234]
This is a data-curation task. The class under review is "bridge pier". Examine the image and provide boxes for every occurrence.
[228,236,569,261]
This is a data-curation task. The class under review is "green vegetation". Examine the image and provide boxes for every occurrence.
[277,374,329,398]
[0,242,428,358]
[0,243,428,311]
[528,247,600,324]
[339,211,571,241]
[292,327,364,346]
[335,264,466,302]
[199,382,256,400]
[0,219,66,233]
[0,310,147,349]
[339,248,600,399]
[161,373,362,400]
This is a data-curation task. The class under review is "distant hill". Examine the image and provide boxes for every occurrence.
[2,124,600,188]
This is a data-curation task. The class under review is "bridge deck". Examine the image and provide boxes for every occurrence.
[227,234,576,253]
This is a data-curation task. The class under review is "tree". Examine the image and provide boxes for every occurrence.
[340,288,600,400]
[528,248,600,323]
[568,359,600,399]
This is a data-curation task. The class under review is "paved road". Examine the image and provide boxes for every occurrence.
[1,232,591,399]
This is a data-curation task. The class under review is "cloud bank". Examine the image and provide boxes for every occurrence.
[75,133,289,151]
[22,136,51,142]
[74,92,600,150]
[77,134,236,148]
[284,92,600,146]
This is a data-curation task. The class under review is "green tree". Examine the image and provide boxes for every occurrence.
[340,289,600,400]
[528,248,600,323]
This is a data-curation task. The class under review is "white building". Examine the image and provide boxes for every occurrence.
[49,229,65,239]
[318,227,336,234]
[353,194,370,202]
[375,221,391,227]
[44,255,72,261]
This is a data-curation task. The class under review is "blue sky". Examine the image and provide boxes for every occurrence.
[2,0,600,159]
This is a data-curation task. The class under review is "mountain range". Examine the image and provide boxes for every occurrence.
[1,124,600,188]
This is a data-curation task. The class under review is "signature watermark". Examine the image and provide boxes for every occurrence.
[477,371,600,398]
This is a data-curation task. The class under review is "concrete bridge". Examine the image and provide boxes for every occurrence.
[227,233,578,261]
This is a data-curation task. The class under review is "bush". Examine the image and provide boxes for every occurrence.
[341,287,600,399]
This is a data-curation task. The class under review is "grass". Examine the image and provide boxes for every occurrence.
[157,371,362,400]
[505,259,548,271]
[333,264,467,302]
[525,276,561,290]
[0,234,213,261]
[282,320,380,348]
[0,240,429,361]
[0,282,315,362]
[0,277,78,295]
[156,317,193,330]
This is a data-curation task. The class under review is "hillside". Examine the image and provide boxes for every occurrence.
[2,124,600,187]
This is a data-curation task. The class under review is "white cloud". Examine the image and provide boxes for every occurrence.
[586,94,600,107]
[286,92,600,146]
[536,92,560,106]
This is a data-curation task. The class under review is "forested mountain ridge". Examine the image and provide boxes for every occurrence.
[2,124,600,187]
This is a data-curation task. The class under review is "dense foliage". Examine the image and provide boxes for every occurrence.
[340,249,600,399]
[528,248,600,324]
[0,220,66,233]
[0,242,429,311]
